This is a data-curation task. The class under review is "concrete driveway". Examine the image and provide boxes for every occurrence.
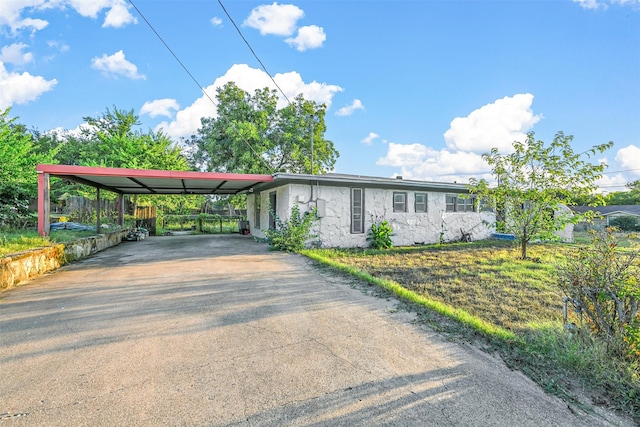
[0,235,632,426]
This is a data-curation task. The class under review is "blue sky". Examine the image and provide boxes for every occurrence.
[1,0,639,192]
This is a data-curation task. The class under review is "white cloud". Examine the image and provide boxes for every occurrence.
[91,50,145,80]
[156,63,342,140]
[47,40,70,53]
[612,0,640,6]
[594,173,629,193]
[377,143,434,168]
[0,43,33,65]
[0,0,136,33]
[285,25,326,51]
[336,99,364,117]
[615,145,640,176]
[273,70,343,107]
[43,40,70,63]
[140,99,180,119]
[0,0,49,33]
[102,1,137,28]
[0,61,57,108]
[444,93,542,153]
[377,143,489,183]
[47,123,90,139]
[243,2,303,36]
[573,0,607,9]
[361,132,379,145]
[573,0,640,9]
[210,16,222,27]
[376,94,544,183]
[67,0,114,18]
[243,4,325,51]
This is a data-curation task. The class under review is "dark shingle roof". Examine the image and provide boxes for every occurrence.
[571,205,640,217]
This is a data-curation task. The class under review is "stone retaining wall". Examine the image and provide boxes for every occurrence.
[0,230,127,292]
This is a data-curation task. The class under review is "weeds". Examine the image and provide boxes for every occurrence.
[366,218,393,250]
[302,241,640,420]
[264,205,318,252]
[1,229,99,257]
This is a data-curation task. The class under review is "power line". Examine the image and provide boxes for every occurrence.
[600,168,640,175]
[127,0,218,110]
[126,0,274,173]
[216,0,291,106]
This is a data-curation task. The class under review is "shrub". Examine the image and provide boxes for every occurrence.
[0,183,31,229]
[264,205,317,252]
[609,216,640,232]
[557,228,640,358]
[367,219,393,249]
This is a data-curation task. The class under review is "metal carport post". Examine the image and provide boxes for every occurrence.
[36,164,274,237]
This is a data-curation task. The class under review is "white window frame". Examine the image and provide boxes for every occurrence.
[446,194,476,213]
[393,192,407,213]
[351,188,365,234]
[415,192,427,213]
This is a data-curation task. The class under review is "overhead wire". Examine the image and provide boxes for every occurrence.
[216,0,291,106]
[600,168,640,175]
[126,0,274,173]
[127,0,218,109]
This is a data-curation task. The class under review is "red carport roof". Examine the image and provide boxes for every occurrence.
[36,164,273,195]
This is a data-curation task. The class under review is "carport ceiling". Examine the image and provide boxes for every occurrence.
[37,164,273,195]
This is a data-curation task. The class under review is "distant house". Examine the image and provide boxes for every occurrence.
[571,205,640,230]
[246,173,495,248]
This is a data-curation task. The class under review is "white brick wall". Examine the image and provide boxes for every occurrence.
[248,183,495,248]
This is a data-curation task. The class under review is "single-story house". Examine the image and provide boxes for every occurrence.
[571,205,640,230]
[246,173,495,248]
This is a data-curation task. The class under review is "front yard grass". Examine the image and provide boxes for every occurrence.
[0,229,99,258]
[302,240,640,421]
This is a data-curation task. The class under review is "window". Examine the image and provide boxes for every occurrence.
[254,194,261,228]
[415,193,427,213]
[479,197,493,212]
[446,194,476,212]
[393,192,407,213]
[446,194,456,212]
[458,196,476,212]
[351,188,364,234]
[269,192,277,229]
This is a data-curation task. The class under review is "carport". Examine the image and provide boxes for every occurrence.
[36,164,273,236]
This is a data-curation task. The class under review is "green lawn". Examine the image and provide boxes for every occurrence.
[0,229,100,257]
[303,240,640,421]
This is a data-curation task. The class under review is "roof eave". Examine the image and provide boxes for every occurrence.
[250,172,469,193]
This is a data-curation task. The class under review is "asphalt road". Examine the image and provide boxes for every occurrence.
[0,234,633,426]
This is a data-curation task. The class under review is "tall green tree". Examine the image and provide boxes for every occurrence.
[468,131,612,259]
[53,107,189,171]
[188,82,339,174]
[50,107,200,216]
[0,108,56,227]
[604,189,640,206]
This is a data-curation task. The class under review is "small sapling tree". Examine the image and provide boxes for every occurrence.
[468,131,612,259]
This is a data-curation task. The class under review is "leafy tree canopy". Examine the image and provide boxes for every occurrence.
[0,108,57,227]
[468,131,613,259]
[0,108,56,193]
[188,82,339,175]
[53,106,189,171]
[47,107,200,213]
[571,180,640,206]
